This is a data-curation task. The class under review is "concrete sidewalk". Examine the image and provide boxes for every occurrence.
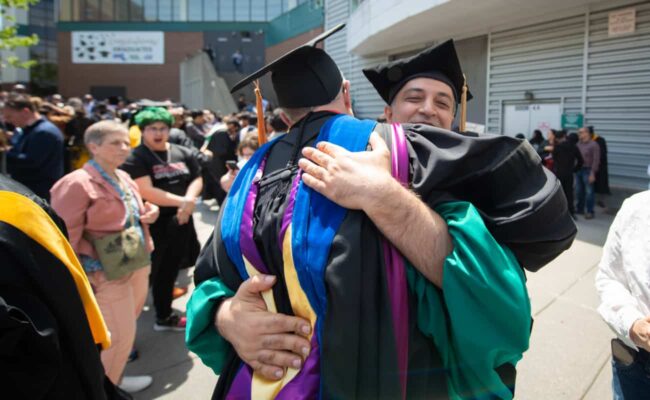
[126,203,617,399]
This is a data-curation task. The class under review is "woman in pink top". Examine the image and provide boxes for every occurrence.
[51,120,159,394]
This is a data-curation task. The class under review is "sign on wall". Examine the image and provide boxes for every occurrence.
[608,8,636,37]
[561,113,584,130]
[72,31,164,64]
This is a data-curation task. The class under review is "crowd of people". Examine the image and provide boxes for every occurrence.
[0,87,286,396]
[522,125,610,219]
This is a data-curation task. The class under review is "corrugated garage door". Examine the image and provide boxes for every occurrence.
[586,2,650,189]
[487,14,586,135]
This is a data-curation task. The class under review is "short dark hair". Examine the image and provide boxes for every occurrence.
[587,126,594,135]
[268,109,288,132]
[237,112,252,121]
[190,110,204,119]
[4,93,35,112]
[225,117,241,129]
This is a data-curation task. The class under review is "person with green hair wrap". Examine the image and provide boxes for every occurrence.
[121,107,203,331]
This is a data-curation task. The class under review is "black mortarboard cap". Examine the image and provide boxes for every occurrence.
[363,39,473,105]
[230,24,346,108]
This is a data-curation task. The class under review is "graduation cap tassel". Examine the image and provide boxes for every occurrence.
[253,80,267,145]
[460,74,468,133]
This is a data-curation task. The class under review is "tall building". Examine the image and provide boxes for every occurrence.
[324,0,650,190]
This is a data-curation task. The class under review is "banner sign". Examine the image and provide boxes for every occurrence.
[561,113,584,130]
[72,31,164,64]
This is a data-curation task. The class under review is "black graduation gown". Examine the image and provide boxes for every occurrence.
[194,112,576,399]
[203,129,238,204]
[0,176,119,400]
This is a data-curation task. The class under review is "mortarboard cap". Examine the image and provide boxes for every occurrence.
[230,24,346,108]
[362,39,473,105]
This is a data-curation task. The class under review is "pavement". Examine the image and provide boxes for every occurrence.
[125,202,618,399]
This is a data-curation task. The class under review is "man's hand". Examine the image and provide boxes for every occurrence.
[589,173,596,184]
[630,317,650,352]
[176,197,196,225]
[298,132,392,211]
[216,275,312,380]
[139,201,160,224]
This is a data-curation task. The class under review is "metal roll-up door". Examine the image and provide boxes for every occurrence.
[586,2,650,189]
[487,14,586,135]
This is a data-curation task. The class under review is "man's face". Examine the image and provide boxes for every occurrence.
[142,121,170,151]
[2,107,30,128]
[226,122,239,134]
[578,128,590,142]
[384,78,455,130]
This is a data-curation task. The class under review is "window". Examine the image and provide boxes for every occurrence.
[219,0,234,21]
[204,0,217,20]
[130,0,145,20]
[235,0,250,21]
[188,0,202,21]
[266,0,281,19]
[82,0,99,19]
[143,0,157,21]
[100,0,115,20]
[115,0,130,20]
[251,0,265,21]
[158,0,172,20]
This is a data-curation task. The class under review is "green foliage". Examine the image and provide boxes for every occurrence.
[0,0,40,70]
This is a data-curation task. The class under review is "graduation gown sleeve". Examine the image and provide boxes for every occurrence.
[407,201,530,399]
[403,124,577,272]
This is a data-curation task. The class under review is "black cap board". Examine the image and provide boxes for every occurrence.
[362,39,473,105]
[230,24,346,108]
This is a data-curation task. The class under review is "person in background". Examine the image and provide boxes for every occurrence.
[121,107,202,331]
[589,126,611,208]
[184,110,207,149]
[237,111,256,141]
[515,133,525,139]
[576,126,600,219]
[219,134,259,193]
[168,107,196,149]
[51,120,159,394]
[596,190,650,399]
[64,97,95,171]
[266,109,288,141]
[3,92,64,201]
[552,130,583,217]
[529,129,545,155]
[237,94,247,111]
[83,94,96,115]
[540,129,557,170]
[203,117,240,206]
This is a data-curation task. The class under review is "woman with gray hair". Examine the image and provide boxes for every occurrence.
[50,120,159,394]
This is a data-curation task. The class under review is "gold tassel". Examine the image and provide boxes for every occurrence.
[460,74,468,133]
[254,80,267,145]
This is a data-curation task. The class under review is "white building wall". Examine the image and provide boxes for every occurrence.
[486,14,586,133]
[324,0,386,119]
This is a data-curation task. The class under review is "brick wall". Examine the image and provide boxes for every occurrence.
[58,31,204,101]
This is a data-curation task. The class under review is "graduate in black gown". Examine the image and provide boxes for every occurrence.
[0,175,129,399]
[186,25,576,399]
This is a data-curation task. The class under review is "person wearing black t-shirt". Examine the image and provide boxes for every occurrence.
[121,107,202,331]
